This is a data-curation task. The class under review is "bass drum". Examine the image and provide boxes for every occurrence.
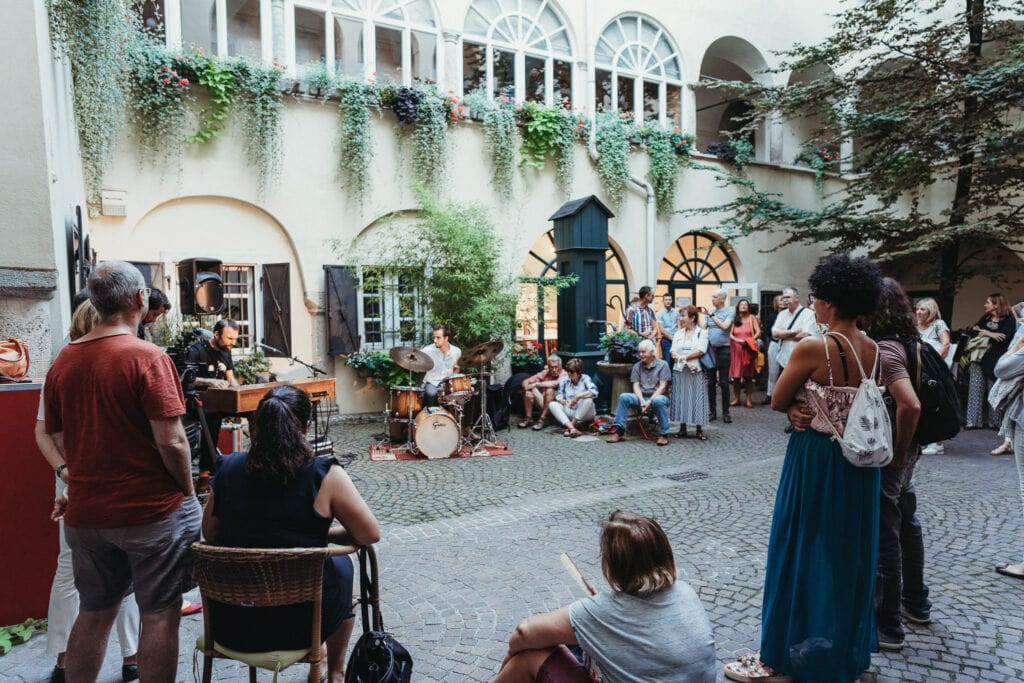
[414,407,460,459]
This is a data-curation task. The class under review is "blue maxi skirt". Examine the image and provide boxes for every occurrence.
[760,429,879,683]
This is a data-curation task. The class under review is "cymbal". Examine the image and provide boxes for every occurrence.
[461,340,505,366]
[389,346,434,373]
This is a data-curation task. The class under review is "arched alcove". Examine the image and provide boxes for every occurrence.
[696,36,771,160]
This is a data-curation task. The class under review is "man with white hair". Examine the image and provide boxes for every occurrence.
[607,339,672,446]
[704,288,734,423]
[772,286,817,432]
[44,261,200,682]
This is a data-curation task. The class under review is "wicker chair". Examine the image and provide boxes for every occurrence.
[191,542,359,683]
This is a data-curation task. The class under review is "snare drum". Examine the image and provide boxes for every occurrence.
[439,374,473,404]
[414,407,460,459]
[389,385,423,418]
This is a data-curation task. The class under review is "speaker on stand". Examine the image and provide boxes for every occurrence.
[177,258,225,315]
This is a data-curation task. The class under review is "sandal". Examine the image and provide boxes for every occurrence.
[532,421,547,431]
[674,428,688,439]
[724,653,793,683]
[566,428,583,438]
[517,419,533,429]
[695,430,708,441]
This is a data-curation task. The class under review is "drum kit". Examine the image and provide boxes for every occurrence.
[383,340,504,458]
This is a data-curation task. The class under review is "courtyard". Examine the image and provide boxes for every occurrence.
[5,403,1024,682]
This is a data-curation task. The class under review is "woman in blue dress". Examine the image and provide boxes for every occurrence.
[202,385,380,682]
[726,254,883,683]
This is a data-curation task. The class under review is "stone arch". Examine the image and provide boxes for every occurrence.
[656,231,742,309]
[783,62,840,167]
[696,36,772,160]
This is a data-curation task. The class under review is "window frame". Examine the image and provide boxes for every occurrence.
[355,266,426,351]
[460,0,575,106]
[165,0,273,61]
[283,0,441,84]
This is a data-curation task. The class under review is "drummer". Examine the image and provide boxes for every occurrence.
[421,324,461,407]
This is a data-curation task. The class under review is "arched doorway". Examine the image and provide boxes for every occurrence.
[657,232,738,310]
[519,230,629,353]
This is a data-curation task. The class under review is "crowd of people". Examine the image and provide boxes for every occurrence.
[33,257,1024,683]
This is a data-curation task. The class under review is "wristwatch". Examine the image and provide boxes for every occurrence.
[56,464,68,479]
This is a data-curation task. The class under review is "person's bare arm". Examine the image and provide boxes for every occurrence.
[225,369,239,387]
[649,379,669,399]
[202,488,219,541]
[35,421,69,483]
[150,417,195,496]
[938,329,951,359]
[888,377,921,466]
[507,606,577,655]
[771,338,819,412]
[323,467,380,546]
[195,377,229,389]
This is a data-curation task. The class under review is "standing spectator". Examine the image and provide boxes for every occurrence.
[771,287,817,433]
[728,298,761,409]
[993,333,1024,580]
[763,295,785,404]
[916,297,951,455]
[625,286,658,346]
[704,288,734,423]
[965,293,1015,429]
[670,306,710,441]
[44,261,200,682]
[548,358,598,438]
[864,278,932,651]
[657,292,680,361]
[137,287,171,340]
[518,354,566,430]
[607,340,672,446]
[36,300,141,683]
[725,254,882,683]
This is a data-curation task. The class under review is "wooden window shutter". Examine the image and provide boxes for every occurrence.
[324,265,361,355]
[261,263,292,357]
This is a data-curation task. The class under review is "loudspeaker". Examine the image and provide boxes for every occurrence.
[177,258,224,315]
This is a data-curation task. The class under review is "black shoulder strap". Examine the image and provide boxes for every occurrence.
[786,307,806,330]
[828,334,849,384]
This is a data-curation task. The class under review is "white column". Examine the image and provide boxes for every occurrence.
[443,30,460,95]
[769,110,783,163]
[682,84,697,138]
[269,0,284,63]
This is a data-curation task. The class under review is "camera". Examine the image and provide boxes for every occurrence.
[165,329,206,456]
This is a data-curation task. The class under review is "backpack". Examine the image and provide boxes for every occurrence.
[886,338,961,445]
[817,332,893,468]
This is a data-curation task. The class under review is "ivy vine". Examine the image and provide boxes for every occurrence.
[126,35,193,168]
[482,106,518,197]
[411,95,448,190]
[337,79,374,203]
[189,55,236,143]
[646,125,681,219]
[230,59,284,195]
[595,113,631,207]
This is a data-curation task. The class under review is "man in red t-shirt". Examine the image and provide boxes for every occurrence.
[44,261,200,682]
[517,354,566,429]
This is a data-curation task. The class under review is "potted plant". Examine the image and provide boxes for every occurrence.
[346,350,410,388]
[302,61,334,98]
[234,347,272,384]
[510,340,544,374]
[599,329,641,363]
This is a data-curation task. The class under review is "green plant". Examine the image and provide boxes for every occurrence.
[796,146,840,195]
[483,105,518,197]
[646,124,681,219]
[233,347,272,385]
[595,112,631,207]
[124,35,193,167]
[302,61,334,98]
[599,329,642,363]
[47,0,133,200]
[411,93,449,190]
[516,101,560,170]
[345,350,406,388]
[230,59,284,195]
[188,53,236,142]
[509,340,544,370]
[337,79,374,203]
[0,619,45,655]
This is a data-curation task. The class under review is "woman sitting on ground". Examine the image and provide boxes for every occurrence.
[492,510,716,683]
[202,385,380,682]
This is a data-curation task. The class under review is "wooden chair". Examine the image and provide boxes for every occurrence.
[191,542,360,683]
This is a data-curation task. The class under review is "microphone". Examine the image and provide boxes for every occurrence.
[259,342,286,356]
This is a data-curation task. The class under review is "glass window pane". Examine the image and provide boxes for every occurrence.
[525,54,545,103]
[549,29,570,55]
[643,80,660,122]
[180,0,216,54]
[619,17,637,43]
[463,41,486,94]
[138,0,166,41]
[465,7,489,36]
[492,47,515,99]
[334,17,364,77]
[617,75,634,113]
[552,59,572,106]
[538,6,561,34]
[405,1,435,26]
[295,8,326,66]
[596,68,612,112]
[411,30,437,83]
[667,86,682,127]
[226,0,261,59]
[594,37,614,65]
[641,21,659,48]
[664,55,681,80]
[375,25,402,83]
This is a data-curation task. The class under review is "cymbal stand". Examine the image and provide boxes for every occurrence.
[470,364,498,453]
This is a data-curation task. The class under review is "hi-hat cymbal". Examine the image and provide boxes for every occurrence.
[461,340,505,366]
[389,346,435,373]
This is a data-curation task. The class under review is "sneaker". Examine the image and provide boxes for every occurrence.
[901,604,932,625]
[921,443,944,455]
[877,630,905,651]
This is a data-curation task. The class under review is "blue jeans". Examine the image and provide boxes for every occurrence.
[613,393,670,436]
[706,345,731,416]
[659,338,673,363]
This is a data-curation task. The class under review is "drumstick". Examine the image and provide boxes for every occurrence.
[560,552,597,596]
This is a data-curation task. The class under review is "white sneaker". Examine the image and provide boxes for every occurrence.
[921,443,944,455]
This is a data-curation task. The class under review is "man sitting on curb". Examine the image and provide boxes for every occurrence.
[518,354,566,431]
[608,340,672,446]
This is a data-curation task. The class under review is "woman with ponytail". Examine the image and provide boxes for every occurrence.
[202,385,380,682]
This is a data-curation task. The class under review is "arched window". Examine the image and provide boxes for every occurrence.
[594,15,683,126]
[286,0,439,84]
[657,232,738,307]
[462,0,574,106]
[177,0,267,59]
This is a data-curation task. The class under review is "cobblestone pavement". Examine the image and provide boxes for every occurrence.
[6,400,1024,682]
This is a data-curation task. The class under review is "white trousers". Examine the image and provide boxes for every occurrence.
[548,398,596,427]
[47,476,140,657]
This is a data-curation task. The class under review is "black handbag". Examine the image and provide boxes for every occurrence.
[345,547,413,683]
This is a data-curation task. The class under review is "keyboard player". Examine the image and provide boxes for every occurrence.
[186,319,240,471]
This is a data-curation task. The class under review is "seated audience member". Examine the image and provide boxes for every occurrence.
[607,339,672,445]
[548,358,598,438]
[518,354,566,430]
[492,510,716,683]
[202,385,380,682]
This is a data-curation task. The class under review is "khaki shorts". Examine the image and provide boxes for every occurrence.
[66,495,202,613]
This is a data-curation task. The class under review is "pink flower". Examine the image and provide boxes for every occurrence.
[179,78,189,86]
[163,78,171,84]
[160,65,168,72]
[170,70,178,77]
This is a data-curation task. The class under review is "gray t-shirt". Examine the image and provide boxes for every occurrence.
[568,582,716,683]
[630,358,671,397]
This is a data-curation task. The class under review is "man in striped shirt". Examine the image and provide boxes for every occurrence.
[626,286,658,343]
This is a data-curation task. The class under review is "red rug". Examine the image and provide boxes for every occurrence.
[369,440,512,461]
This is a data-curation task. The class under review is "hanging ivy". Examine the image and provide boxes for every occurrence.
[125,35,193,168]
[411,94,448,190]
[230,59,284,195]
[337,79,374,203]
[595,113,631,207]
[188,54,236,144]
[646,125,681,219]
[552,106,578,198]
[482,106,518,197]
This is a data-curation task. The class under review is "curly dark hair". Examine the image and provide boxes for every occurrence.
[246,385,313,485]
[807,253,881,320]
[864,277,918,343]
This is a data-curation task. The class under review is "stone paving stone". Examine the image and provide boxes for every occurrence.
[6,403,1024,681]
